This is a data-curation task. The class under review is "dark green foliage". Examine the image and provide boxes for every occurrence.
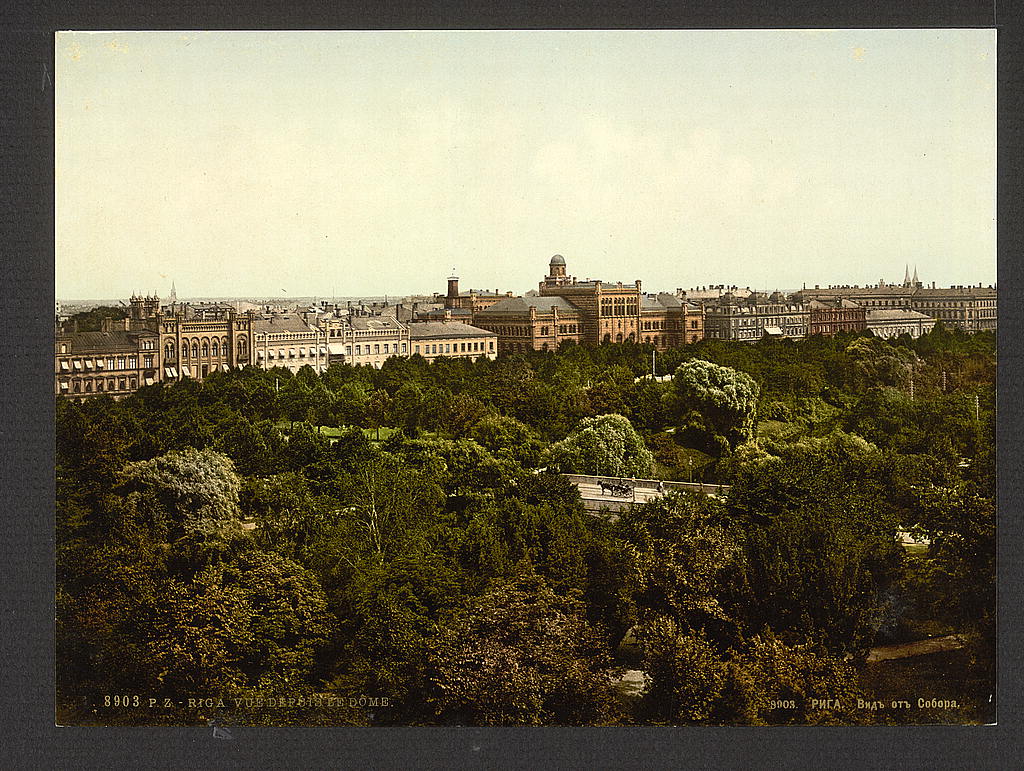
[427,571,622,725]
[56,327,995,725]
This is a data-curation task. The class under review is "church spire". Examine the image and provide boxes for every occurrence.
[904,264,911,286]
[912,265,919,287]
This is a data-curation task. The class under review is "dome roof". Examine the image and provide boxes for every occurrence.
[549,254,566,266]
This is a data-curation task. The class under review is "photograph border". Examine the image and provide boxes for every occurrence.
[4,0,1020,766]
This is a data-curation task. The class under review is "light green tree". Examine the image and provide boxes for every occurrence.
[547,414,655,478]
[672,359,760,447]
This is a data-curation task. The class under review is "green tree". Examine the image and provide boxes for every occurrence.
[727,432,903,656]
[118,447,244,545]
[548,414,655,478]
[145,552,335,693]
[671,359,760,447]
[719,633,870,726]
[428,571,621,725]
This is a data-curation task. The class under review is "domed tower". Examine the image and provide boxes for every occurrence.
[544,254,568,287]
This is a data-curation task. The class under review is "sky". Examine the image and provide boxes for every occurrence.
[56,30,996,301]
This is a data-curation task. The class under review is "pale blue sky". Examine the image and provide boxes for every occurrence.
[56,30,995,300]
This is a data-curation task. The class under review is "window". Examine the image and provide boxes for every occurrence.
[128,357,137,369]
[192,343,199,358]
[96,380,104,392]
[60,343,67,353]
[202,341,209,357]
[346,345,352,356]
[165,341,175,359]
[355,345,361,355]
[144,354,154,368]
[73,380,80,393]
[212,340,219,357]
[374,344,380,354]
[116,357,125,370]
[401,342,407,353]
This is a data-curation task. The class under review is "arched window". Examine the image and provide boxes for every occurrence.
[202,340,210,357]
[212,340,219,357]
[238,337,247,356]
[165,341,175,359]
[191,342,199,358]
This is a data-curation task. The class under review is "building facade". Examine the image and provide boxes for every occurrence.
[471,255,704,352]
[56,294,254,398]
[794,267,996,333]
[55,324,158,398]
[157,304,253,382]
[703,291,810,342]
[253,313,328,373]
[806,298,867,336]
[409,321,498,362]
[472,295,585,354]
[864,308,937,339]
[322,314,410,369]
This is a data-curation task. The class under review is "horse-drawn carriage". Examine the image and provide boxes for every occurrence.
[598,479,633,497]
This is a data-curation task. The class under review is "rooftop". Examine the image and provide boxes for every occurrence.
[476,296,581,315]
[409,321,495,340]
[252,314,318,335]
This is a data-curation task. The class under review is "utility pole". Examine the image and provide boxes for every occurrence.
[652,350,656,379]
[942,370,947,393]
[975,394,980,421]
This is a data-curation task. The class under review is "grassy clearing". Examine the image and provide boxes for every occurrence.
[276,422,400,442]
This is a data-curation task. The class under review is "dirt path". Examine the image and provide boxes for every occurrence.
[867,634,967,663]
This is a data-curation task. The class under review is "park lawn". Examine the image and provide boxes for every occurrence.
[276,421,400,442]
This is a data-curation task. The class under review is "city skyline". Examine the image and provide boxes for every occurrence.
[57,30,996,300]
